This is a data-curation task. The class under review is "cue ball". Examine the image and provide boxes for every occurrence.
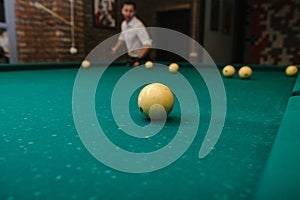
[222,65,236,77]
[138,83,174,120]
[169,63,179,73]
[238,66,253,79]
[82,60,91,68]
[285,65,298,76]
[145,61,154,68]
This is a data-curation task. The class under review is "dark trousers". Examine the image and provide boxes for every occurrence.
[127,54,152,66]
[0,56,9,63]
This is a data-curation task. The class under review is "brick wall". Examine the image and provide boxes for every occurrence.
[15,0,85,63]
[244,0,300,65]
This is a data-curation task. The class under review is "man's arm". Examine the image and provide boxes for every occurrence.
[131,44,151,67]
[112,39,123,53]
[136,26,152,59]
[138,44,151,58]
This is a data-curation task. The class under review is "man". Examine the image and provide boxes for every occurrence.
[111,1,152,66]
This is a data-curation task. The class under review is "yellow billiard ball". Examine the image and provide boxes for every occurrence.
[285,65,298,76]
[169,63,179,73]
[222,65,236,77]
[138,83,174,120]
[145,61,154,69]
[81,60,91,68]
[238,66,253,79]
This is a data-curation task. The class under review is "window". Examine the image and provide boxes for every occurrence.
[0,0,5,22]
[0,0,17,63]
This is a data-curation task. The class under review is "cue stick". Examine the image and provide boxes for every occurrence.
[30,1,83,31]
[29,2,106,45]
[70,0,76,48]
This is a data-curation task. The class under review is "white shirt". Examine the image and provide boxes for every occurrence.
[0,31,10,57]
[119,16,152,57]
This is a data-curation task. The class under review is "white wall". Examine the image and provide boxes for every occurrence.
[203,0,236,64]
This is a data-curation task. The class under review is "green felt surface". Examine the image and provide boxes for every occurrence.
[0,65,298,200]
[255,96,300,200]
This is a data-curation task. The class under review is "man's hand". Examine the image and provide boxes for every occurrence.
[133,61,140,67]
[111,47,117,54]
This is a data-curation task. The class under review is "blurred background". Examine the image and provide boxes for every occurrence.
[0,0,299,65]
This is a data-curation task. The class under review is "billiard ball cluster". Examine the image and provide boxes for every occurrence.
[222,65,253,79]
[81,60,181,74]
[81,59,298,121]
[144,61,180,73]
[80,59,179,120]
[222,64,298,79]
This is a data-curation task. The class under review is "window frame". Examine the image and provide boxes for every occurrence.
[0,0,18,63]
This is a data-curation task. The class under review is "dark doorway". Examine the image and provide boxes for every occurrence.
[156,9,191,62]
[0,0,5,22]
[232,0,246,63]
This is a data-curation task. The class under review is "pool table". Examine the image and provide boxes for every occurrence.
[0,62,299,200]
